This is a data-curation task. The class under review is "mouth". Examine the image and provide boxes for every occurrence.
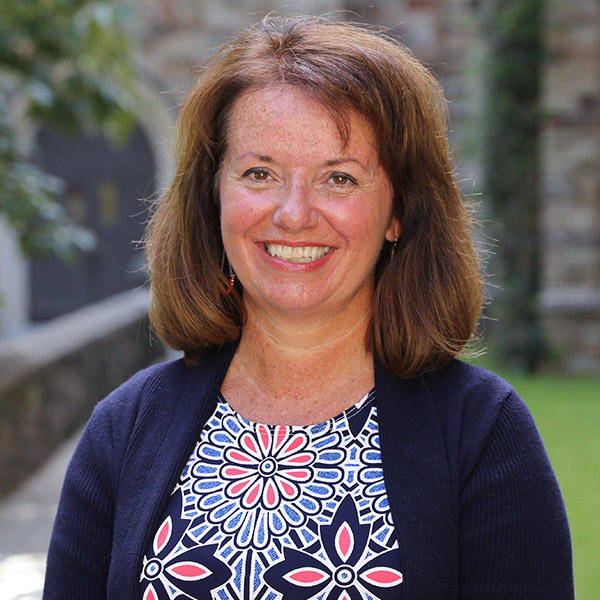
[264,243,331,263]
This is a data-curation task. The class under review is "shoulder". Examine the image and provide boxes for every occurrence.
[418,360,538,486]
[82,358,192,458]
[376,359,524,487]
[421,359,512,406]
[420,359,516,427]
[93,358,190,421]
[87,343,238,451]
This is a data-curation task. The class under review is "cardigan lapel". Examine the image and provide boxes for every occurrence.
[109,341,239,600]
[375,362,457,600]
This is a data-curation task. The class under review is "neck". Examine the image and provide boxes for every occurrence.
[221,296,375,424]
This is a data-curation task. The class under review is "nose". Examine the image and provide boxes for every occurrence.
[272,180,319,232]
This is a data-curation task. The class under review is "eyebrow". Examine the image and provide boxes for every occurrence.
[233,152,273,164]
[233,152,369,172]
[325,158,369,172]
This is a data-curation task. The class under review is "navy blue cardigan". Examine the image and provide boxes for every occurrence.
[43,343,574,599]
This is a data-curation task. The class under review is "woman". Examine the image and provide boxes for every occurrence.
[44,16,573,600]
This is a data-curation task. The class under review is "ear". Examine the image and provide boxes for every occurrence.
[385,216,401,243]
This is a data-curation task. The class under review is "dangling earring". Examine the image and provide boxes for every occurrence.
[390,238,398,261]
[225,264,236,295]
[220,250,236,295]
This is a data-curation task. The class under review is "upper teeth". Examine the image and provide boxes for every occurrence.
[265,244,330,262]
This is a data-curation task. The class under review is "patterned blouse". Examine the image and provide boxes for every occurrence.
[140,390,403,600]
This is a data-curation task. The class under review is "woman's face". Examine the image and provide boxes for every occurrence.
[219,85,399,321]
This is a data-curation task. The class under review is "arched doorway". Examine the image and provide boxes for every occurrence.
[30,125,157,321]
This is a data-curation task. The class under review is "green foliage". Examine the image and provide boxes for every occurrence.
[0,95,96,258]
[0,0,137,259]
[479,0,548,371]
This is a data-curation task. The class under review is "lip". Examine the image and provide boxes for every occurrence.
[257,240,335,272]
[261,239,331,247]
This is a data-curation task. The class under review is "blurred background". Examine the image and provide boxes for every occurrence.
[0,0,598,598]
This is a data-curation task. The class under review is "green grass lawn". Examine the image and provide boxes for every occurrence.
[470,359,600,599]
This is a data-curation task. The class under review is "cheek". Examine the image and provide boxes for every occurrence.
[323,202,390,248]
[220,189,267,238]
[221,205,252,236]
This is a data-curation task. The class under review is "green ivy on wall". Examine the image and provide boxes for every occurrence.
[480,0,548,371]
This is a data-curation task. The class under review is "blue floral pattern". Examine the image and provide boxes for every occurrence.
[192,412,344,548]
[357,431,393,526]
[140,390,403,600]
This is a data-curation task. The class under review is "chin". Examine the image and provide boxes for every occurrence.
[246,285,333,314]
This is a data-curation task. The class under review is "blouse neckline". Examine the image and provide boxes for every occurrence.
[216,387,376,430]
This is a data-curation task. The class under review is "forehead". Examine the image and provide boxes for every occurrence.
[224,85,378,161]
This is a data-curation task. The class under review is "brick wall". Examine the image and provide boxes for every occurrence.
[540,0,600,371]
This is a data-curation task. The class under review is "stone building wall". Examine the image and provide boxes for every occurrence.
[540,0,600,371]
[125,0,343,99]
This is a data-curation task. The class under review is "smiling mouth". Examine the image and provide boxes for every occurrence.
[264,243,331,263]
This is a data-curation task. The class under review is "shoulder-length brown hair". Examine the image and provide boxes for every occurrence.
[145,15,482,378]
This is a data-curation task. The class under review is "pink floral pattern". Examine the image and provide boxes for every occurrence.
[190,403,345,548]
[139,488,231,599]
[220,426,316,509]
[264,495,403,600]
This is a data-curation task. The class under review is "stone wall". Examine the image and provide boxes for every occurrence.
[126,0,343,98]
[540,0,600,371]
[0,289,165,498]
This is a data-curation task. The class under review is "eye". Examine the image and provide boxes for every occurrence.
[242,168,272,182]
[329,172,357,187]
